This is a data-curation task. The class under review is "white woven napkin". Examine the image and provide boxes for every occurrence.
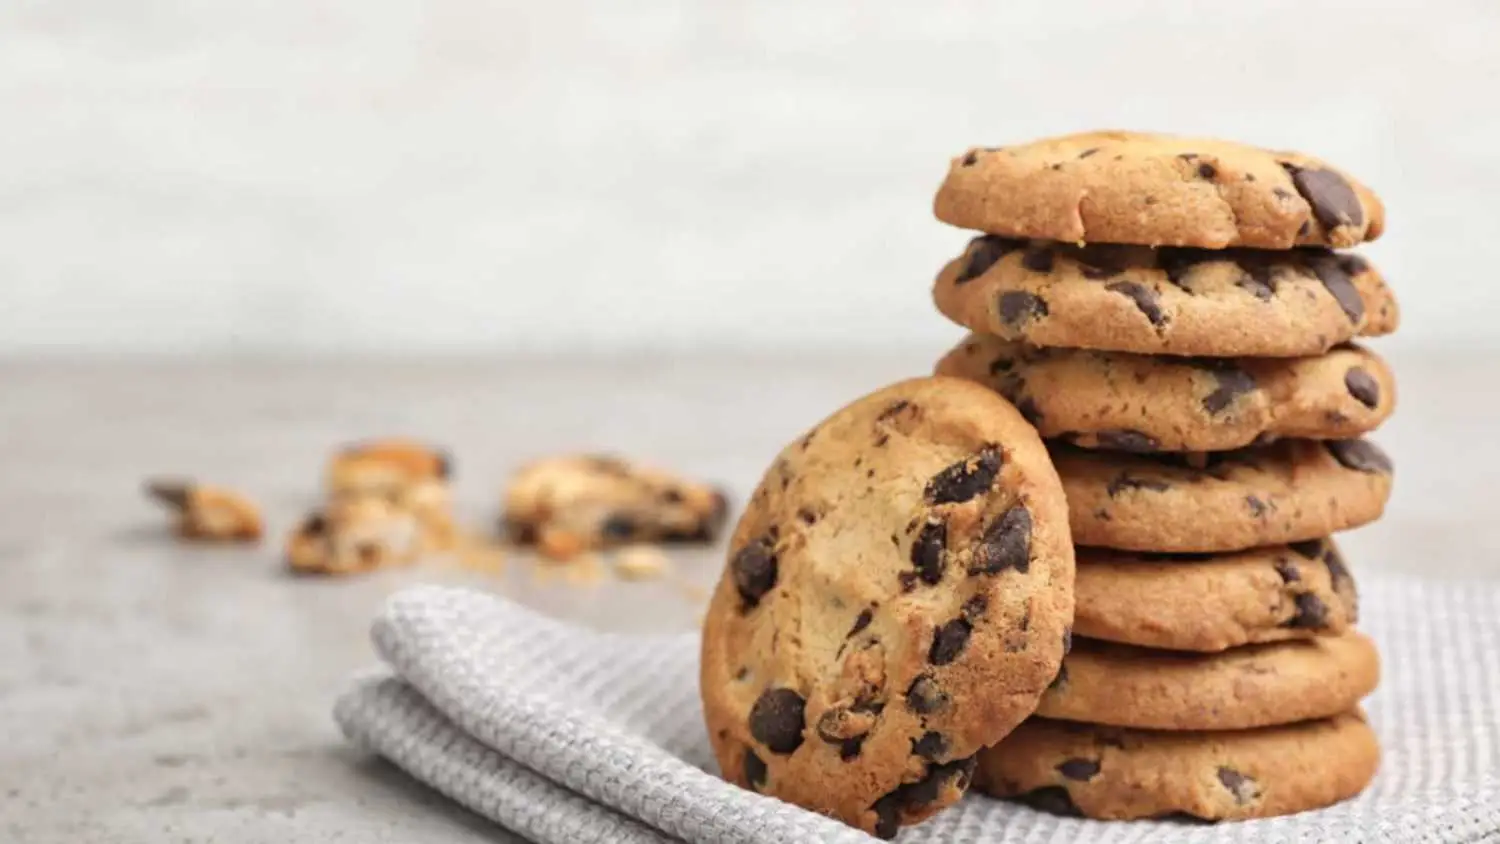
[334,576,1500,843]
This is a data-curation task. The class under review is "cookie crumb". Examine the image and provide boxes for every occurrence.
[145,479,263,543]
[613,545,671,581]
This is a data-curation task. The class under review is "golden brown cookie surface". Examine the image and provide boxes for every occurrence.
[935,131,1384,249]
[932,237,1398,357]
[975,711,1379,820]
[937,334,1397,452]
[700,377,1074,838]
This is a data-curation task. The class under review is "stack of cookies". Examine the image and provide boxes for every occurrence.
[930,131,1396,820]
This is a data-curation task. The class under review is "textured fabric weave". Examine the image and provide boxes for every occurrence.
[334,577,1500,843]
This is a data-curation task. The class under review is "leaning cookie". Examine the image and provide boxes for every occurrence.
[1057,439,1393,552]
[937,334,1396,452]
[1038,632,1379,731]
[700,377,1074,838]
[975,711,1379,821]
[145,479,263,542]
[932,237,1398,357]
[934,131,1384,249]
[1073,539,1357,652]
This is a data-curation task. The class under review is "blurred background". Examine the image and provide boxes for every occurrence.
[3,0,1495,357]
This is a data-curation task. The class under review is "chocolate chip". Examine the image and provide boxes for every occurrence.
[1074,244,1137,279]
[1283,165,1364,231]
[1246,495,1269,518]
[1274,560,1301,583]
[301,512,328,537]
[1337,254,1370,275]
[1324,545,1352,589]
[1077,147,1100,159]
[1286,592,1330,629]
[960,150,979,167]
[1157,248,1209,288]
[1306,251,1365,323]
[731,538,778,609]
[1105,280,1166,327]
[969,505,1032,575]
[1093,429,1160,452]
[1201,365,1258,415]
[1197,162,1217,180]
[601,514,637,540]
[1056,758,1101,781]
[816,703,880,746]
[1217,767,1260,805]
[912,731,949,761]
[839,738,865,760]
[1106,474,1171,497]
[742,749,767,789]
[1325,439,1392,474]
[928,617,973,665]
[356,543,381,565]
[434,450,453,480]
[955,236,1023,284]
[1017,786,1083,817]
[906,676,948,714]
[898,572,919,592]
[1235,254,1278,301]
[910,520,948,585]
[1289,538,1324,559]
[925,446,1003,505]
[998,291,1049,329]
[869,757,977,839]
[847,608,874,639]
[1021,246,1055,273]
[961,594,989,620]
[748,688,806,754]
[1345,368,1380,409]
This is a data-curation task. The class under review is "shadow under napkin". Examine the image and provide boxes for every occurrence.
[335,580,1500,843]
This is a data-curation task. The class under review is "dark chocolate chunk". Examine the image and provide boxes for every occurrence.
[1274,559,1301,583]
[600,514,637,540]
[1201,365,1258,415]
[742,750,767,789]
[301,512,328,537]
[146,480,190,510]
[1074,244,1137,279]
[961,594,989,620]
[1325,439,1392,474]
[847,608,874,639]
[911,520,948,585]
[925,446,1004,505]
[960,150,979,167]
[434,449,453,480]
[1235,254,1279,301]
[731,537,779,609]
[1105,280,1166,327]
[1246,495,1269,518]
[1094,429,1160,453]
[1217,767,1260,805]
[1344,368,1380,409]
[1286,592,1330,628]
[1021,246,1055,273]
[906,675,949,714]
[1056,758,1101,781]
[748,688,806,754]
[969,505,1032,575]
[1077,147,1100,159]
[997,291,1050,329]
[869,757,977,839]
[912,731,949,761]
[955,236,1024,284]
[1016,786,1083,817]
[1305,252,1365,323]
[1282,164,1365,231]
[1157,248,1209,288]
[929,617,973,665]
[1197,162,1218,180]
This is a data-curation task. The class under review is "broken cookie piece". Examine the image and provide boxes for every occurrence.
[145,479,264,542]
[285,496,422,576]
[502,455,729,560]
[327,437,456,552]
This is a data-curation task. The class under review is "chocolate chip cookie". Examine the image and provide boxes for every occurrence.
[932,237,1398,357]
[937,334,1397,452]
[145,479,263,542]
[1073,539,1357,652]
[503,454,729,560]
[328,438,457,550]
[1037,632,1379,730]
[975,711,1379,820]
[934,131,1384,249]
[1057,439,1393,552]
[285,496,422,576]
[700,377,1074,838]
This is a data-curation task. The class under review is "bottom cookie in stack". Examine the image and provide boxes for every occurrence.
[974,541,1381,820]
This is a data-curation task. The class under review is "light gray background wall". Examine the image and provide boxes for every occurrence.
[1,0,1493,355]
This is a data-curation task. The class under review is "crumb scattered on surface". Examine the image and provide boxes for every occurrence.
[613,545,671,581]
[145,479,264,543]
[674,581,710,603]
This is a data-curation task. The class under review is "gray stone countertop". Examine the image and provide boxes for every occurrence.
[2,352,1494,843]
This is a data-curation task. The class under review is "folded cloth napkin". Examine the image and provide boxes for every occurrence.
[335,577,1500,843]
